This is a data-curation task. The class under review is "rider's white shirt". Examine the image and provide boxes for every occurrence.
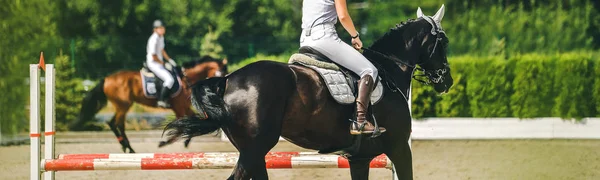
[146,32,165,63]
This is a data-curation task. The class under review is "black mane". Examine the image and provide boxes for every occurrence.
[363,18,430,96]
[368,18,428,57]
[182,55,222,69]
[369,19,419,50]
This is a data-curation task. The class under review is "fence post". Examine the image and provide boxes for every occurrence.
[29,64,41,180]
[44,64,55,180]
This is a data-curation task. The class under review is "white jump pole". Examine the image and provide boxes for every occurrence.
[30,64,41,180]
[44,64,55,180]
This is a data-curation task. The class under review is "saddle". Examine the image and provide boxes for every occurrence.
[140,63,182,99]
[288,46,384,105]
[289,46,386,156]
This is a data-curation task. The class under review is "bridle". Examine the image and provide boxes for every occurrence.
[363,16,449,86]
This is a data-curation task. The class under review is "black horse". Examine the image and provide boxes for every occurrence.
[161,6,452,180]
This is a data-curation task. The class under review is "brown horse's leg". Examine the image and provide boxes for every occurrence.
[182,106,195,148]
[114,103,134,153]
[106,114,121,147]
[172,102,194,148]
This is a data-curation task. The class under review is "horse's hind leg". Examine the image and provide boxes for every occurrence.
[348,157,375,180]
[225,117,281,180]
[225,99,286,179]
[229,149,273,180]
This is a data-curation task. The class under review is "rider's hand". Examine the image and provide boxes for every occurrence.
[168,59,177,67]
[352,37,363,50]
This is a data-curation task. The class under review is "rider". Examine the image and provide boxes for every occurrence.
[146,20,177,108]
[301,0,386,135]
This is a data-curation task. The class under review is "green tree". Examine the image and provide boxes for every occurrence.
[0,0,61,136]
[199,28,225,59]
[54,54,85,130]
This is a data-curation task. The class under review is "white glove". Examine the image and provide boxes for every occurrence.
[167,59,177,67]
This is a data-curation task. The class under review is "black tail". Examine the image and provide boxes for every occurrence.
[71,79,107,131]
[160,77,229,147]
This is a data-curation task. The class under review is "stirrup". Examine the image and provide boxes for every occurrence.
[348,116,386,138]
[350,121,369,135]
[157,101,170,108]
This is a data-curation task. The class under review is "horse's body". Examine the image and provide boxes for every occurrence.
[163,6,452,180]
[72,57,227,153]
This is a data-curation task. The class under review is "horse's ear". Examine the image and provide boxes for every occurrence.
[416,7,424,18]
[222,58,228,65]
[433,4,445,22]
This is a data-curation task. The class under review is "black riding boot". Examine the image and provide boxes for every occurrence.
[157,86,171,108]
[350,75,387,135]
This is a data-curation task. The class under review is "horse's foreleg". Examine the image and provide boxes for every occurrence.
[183,138,192,148]
[384,137,413,180]
[107,115,122,150]
[115,104,134,153]
[348,157,374,180]
[172,106,195,148]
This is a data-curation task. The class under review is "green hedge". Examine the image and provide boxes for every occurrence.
[435,58,470,117]
[510,54,556,118]
[228,53,292,72]
[411,52,598,119]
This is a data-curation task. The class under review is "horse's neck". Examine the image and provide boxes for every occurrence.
[367,37,418,102]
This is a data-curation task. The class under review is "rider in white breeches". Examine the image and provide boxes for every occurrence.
[301,0,386,134]
[146,20,176,108]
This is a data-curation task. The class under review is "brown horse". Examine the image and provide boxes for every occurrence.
[72,56,227,153]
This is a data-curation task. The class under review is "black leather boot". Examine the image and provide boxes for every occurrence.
[157,86,171,108]
[350,75,386,135]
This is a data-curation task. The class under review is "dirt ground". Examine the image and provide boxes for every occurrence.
[1,132,599,180]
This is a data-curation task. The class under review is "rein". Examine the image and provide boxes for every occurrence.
[361,47,430,85]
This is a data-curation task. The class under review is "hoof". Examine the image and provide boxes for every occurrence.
[158,141,168,148]
[184,139,191,148]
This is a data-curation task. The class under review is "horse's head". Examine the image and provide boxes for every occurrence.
[414,5,452,93]
[216,58,228,77]
[181,55,228,85]
[369,5,452,94]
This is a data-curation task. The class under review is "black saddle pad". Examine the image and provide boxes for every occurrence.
[140,67,182,99]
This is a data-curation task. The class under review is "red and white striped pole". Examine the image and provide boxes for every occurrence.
[58,152,319,160]
[43,154,391,171]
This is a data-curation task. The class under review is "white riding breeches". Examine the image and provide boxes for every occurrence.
[300,23,378,79]
[146,60,174,89]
